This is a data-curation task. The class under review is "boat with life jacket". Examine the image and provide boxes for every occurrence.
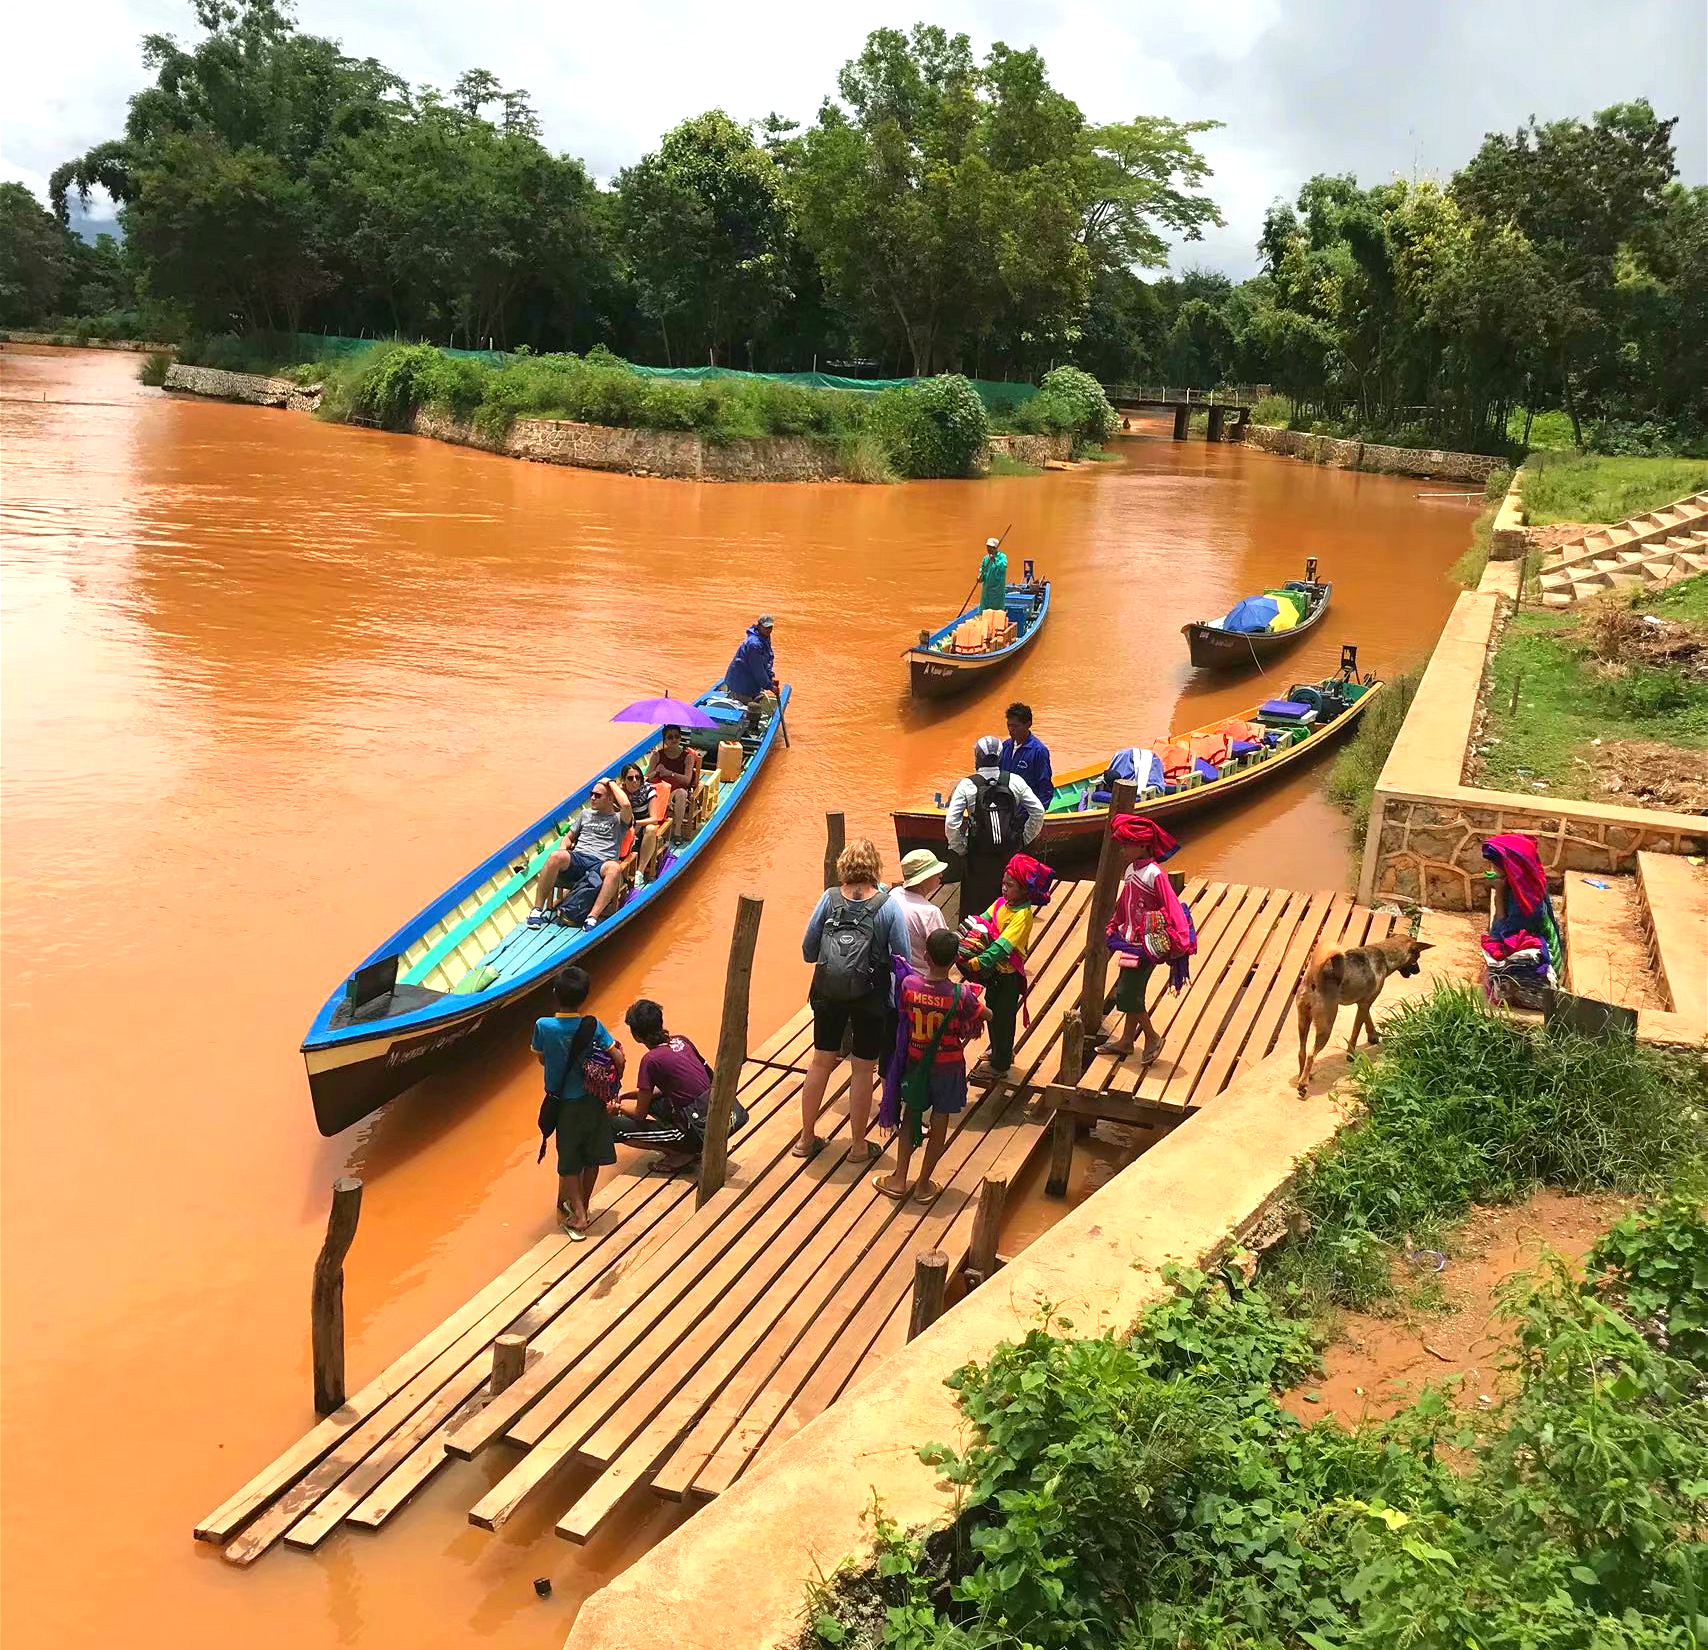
[893,646,1382,867]
[1181,558,1332,670]
[906,560,1051,699]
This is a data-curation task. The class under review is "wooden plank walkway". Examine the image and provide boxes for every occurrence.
[196,874,1395,1563]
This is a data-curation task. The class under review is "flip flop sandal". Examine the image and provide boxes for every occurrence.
[911,1182,941,1204]
[559,1219,589,1241]
[1140,1041,1165,1068]
[871,1174,909,1201]
[791,1136,821,1160]
[848,1141,879,1165]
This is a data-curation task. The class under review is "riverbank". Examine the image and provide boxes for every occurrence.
[1243,422,1504,484]
[1,329,175,353]
[160,362,1076,481]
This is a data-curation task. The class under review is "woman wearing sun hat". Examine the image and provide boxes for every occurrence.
[891,848,950,970]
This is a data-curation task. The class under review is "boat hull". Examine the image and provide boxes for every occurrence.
[1183,580,1332,671]
[894,677,1382,869]
[906,583,1050,699]
[300,684,790,1134]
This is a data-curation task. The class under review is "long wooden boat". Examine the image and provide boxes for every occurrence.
[907,580,1051,699]
[893,666,1382,867]
[301,684,790,1135]
[1182,562,1331,670]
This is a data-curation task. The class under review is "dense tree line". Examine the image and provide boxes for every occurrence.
[11,1,1702,450]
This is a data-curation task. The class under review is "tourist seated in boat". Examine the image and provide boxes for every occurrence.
[606,998,744,1172]
[528,778,633,930]
[892,849,950,969]
[619,762,670,876]
[945,736,1045,916]
[645,723,702,842]
[999,701,1054,807]
[724,613,778,705]
[977,537,1008,613]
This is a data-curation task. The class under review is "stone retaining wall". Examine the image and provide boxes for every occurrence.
[986,432,1074,466]
[1,331,175,353]
[1244,423,1503,484]
[1358,588,1705,909]
[1489,469,1527,559]
[163,363,297,407]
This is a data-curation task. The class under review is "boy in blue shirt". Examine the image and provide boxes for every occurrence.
[1000,701,1054,808]
[532,967,624,1238]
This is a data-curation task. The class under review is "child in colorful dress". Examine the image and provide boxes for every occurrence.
[1102,815,1193,1065]
[958,852,1053,1075]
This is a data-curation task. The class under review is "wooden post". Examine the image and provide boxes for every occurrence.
[490,1334,526,1394]
[1077,778,1137,1043]
[1045,1110,1075,1198]
[311,1177,362,1416]
[822,811,845,890]
[1055,1007,1086,1086]
[965,1176,1008,1286]
[698,894,764,1207]
[908,1249,950,1339]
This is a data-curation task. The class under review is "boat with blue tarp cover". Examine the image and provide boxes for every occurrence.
[906,569,1051,698]
[893,650,1381,866]
[301,683,789,1134]
[1182,558,1331,670]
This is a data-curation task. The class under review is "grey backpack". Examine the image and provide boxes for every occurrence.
[813,892,887,1002]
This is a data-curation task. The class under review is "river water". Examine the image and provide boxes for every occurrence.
[0,345,1473,1647]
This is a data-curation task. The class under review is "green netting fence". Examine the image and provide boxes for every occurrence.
[271,333,1041,410]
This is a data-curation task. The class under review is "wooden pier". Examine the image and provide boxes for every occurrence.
[197,863,1396,1563]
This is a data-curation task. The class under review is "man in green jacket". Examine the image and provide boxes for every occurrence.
[977,537,1008,613]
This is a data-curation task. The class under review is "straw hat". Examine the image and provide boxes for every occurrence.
[899,849,949,888]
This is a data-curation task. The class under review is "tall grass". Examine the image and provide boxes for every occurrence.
[1324,666,1420,847]
[1268,985,1706,1312]
[1520,449,1708,526]
[1449,463,1514,588]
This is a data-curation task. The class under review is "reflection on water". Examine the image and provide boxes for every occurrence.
[0,344,1472,1646]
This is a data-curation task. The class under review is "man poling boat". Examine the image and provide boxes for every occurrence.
[905,530,1052,699]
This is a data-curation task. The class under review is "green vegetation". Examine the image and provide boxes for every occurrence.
[1519,450,1708,526]
[983,450,1041,478]
[1324,667,1421,848]
[138,350,171,387]
[1449,464,1514,588]
[809,991,1708,1650]
[1477,583,1708,800]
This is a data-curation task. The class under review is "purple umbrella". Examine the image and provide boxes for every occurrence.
[610,695,720,729]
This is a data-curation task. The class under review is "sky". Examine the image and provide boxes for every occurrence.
[7,0,1705,277]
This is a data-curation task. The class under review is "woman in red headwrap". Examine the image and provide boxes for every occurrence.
[958,852,1053,1075]
[1103,815,1192,1064]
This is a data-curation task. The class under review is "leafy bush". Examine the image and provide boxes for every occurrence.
[812,1190,1708,1650]
[1595,662,1693,719]
[871,375,990,478]
[1004,367,1117,454]
[137,350,171,387]
[1588,1177,1708,1367]
[1267,985,1705,1312]
[1250,392,1291,425]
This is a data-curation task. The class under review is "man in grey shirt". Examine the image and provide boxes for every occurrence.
[945,734,1044,916]
[529,778,634,929]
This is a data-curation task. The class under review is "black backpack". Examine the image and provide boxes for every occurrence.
[812,891,887,1002]
[965,774,1027,853]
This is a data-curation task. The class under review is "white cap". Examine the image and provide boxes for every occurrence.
[985,537,1000,549]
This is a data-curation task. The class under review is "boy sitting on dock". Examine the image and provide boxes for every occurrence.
[959,853,1052,1078]
[876,927,989,1203]
[532,968,624,1238]
[608,998,745,1171]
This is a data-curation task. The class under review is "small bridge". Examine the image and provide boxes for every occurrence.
[1100,383,1269,442]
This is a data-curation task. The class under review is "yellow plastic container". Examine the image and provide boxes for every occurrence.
[717,741,744,783]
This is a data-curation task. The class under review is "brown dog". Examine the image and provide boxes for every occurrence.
[1295,934,1432,1095]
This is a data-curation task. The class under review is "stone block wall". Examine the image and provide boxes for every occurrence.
[1244,423,1503,484]
[1370,794,1704,909]
[986,432,1074,466]
[163,364,296,406]
[1489,470,1526,559]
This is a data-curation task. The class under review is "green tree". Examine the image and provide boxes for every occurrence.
[0,183,72,325]
[1078,116,1224,271]
[617,111,792,366]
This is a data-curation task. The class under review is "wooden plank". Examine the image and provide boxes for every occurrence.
[649,1079,1036,1500]
[193,1231,571,1545]
[442,1050,833,1461]
[1243,893,1361,1068]
[1145,889,1300,1108]
[1045,1085,1191,1126]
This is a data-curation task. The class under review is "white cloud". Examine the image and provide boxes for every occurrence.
[5,0,1703,277]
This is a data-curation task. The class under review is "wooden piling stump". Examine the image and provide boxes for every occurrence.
[311,1177,363,1416]
[698,894,764,1207]
[965,1176,1008,1287]
[908,1250,949,1340]
[490,1335,527,1395]
[822,812,846,890]
[1045,1110,1075,1198]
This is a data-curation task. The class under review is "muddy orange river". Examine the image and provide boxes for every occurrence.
[0,344,1472,1645]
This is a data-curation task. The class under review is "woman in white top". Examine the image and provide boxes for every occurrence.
[891,849,950,969]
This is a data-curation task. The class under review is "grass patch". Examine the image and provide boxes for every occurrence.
[1505,406,1578,451]
[137,350,171,387]
[984,449,1042,477]
[1647,569,1708,623]
[1324,667,1420,849]
[1265,986,1704,1315]
[1476,594,1708,801]
[1449,464,1513,588]
[1520,449,1708,526]
[1250,392,1290,425]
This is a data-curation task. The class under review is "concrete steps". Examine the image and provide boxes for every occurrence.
[1635,851,1707,1044]
[1562,874,1667,1012]
[1538,501,1708,605]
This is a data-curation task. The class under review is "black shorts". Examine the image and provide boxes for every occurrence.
[553,1097,617,1176]
[811,990,889,1060]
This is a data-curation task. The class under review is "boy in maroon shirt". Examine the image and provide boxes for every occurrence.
[875,927,989,1203]
[608,998,733,1171]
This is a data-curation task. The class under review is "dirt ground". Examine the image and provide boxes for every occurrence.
[1281,1188,1629,1429]
[1592,738,1708,810]
[1526,522,1593,554]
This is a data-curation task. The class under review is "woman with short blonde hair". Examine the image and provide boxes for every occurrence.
[795,837,910,1162]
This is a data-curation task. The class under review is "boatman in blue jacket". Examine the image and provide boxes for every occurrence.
[725,614,778,705]
[999,701,1054,808]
